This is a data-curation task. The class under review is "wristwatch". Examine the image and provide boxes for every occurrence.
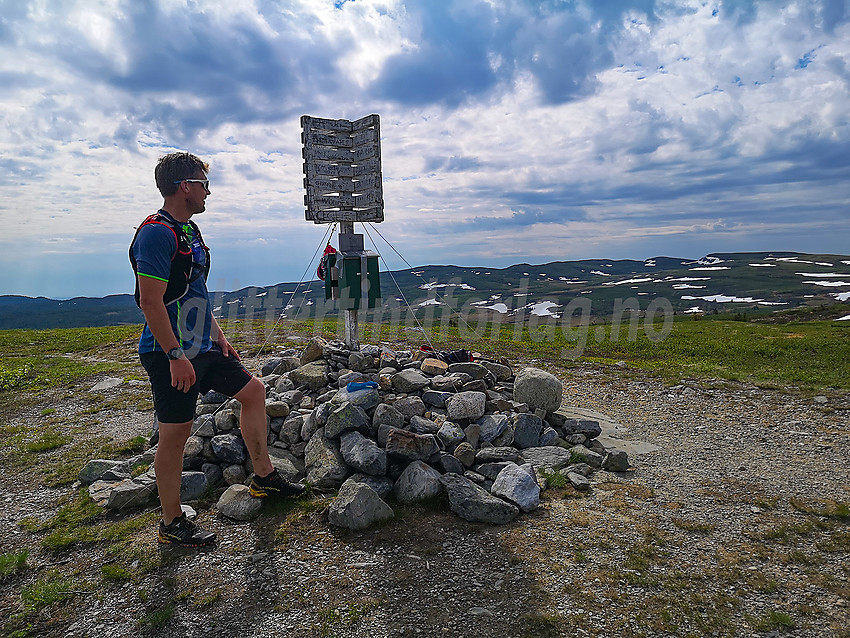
[166,347,185,360]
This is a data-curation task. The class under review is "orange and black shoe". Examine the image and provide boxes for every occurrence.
[158,513,216,548]
[249,468,305,499]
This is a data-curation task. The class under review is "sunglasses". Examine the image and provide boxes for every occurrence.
[174,179,210,190]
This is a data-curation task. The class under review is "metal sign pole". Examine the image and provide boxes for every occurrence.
[340,220,359,351]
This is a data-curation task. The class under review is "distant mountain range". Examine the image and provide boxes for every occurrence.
[3,251,849,330]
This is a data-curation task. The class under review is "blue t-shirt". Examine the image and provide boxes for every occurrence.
[132,211,213,357]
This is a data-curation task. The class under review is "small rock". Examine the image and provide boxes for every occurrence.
[420,358,449,376]
[217,484,263,521]
[602,450,631,472]
[180,471,209,502]
[439,474,519,524]
[453,442,477,468]
[445,391,486,421]
[328,482,394,530]
[393,460,444,503]
[491,464,540,512]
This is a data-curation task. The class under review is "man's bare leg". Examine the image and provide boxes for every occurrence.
[155,420,192,525]
[234,377,273,476]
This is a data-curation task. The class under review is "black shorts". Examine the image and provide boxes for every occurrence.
[139,345,253,424]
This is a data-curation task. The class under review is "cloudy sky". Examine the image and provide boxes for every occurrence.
[1,0,848,298]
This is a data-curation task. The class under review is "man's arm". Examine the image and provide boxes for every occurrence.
[210,314,239,359]
[138,276,196,392]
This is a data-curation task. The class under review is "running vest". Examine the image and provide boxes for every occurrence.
[129,212,210,307]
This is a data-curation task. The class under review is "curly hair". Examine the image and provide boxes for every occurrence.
[154,152,210,197]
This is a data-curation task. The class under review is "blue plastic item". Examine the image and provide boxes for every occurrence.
[346,381,379,392]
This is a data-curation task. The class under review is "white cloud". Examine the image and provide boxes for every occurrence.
[1,0,848,296]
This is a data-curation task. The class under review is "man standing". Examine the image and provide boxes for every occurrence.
[131,152,303,548]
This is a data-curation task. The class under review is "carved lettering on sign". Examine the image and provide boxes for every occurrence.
[302,114,384,223]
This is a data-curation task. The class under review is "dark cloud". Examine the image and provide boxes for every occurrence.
[5,2,350,146]
[372,0,504,106]
[371,0,645,106]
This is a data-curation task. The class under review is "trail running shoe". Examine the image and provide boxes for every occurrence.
[158,513,216,548]
[249,468,305,499]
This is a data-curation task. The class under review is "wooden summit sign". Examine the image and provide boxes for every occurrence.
[302,114,384,223]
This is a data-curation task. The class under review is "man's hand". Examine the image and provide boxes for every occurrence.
[170,357,196,392]
[215,332,240,360]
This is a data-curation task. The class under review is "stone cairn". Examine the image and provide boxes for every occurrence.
[80,338,631,529]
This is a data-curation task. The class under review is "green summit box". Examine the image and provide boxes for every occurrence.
[324,251,381,310]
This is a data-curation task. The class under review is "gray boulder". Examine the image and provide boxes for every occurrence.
[408,415,440,435]
[214,409,238,431]
[180,471,209,501]
[211,434,247,465]
[567,472,591,491]
[106,480,153,510]
[479,360,512,381]
[520,446,574,471]
[513,367,563,413]
[267,449,302,482]
[385,429,439,462]
[491,464,540,512]
[393,461,444,503]
[513,413,543,449]
[391,369,431,393]
[265,400,290,418]
[289,361,329,391]
[561,418,602,439]
[538,427,559,446]
[328,482,394,530]
[602,450,631,472]
[274,376,296,393]
[300,337,327,364]
[223,463,247,485]
[393,396,427,420]
[569,444,603,468]
[300,411,320,443]
[474,447,523,464]
[193,414,216,437]
[304,430,349,489]
[476,414,509,443]
[437,452,465,475]
[280,414,303,445]
[201,462,223,487]
[439,474,519,524]
[437,421,466,452]
[340,431,388,476]
[79,459,121,485]
[445,391,486,421]
[261,358,283,376]
[453,442,477,468]
[474,461,515,480]
[335,385,381,411]
[325,402,369,439]
[343,473,395,500]
[421,390,453,408]
[217,484,263,521]
[447,362,488,379]
[273,357,302,374]
[373,403,405,429]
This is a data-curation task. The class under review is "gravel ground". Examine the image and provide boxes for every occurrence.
[1,364,849,637]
